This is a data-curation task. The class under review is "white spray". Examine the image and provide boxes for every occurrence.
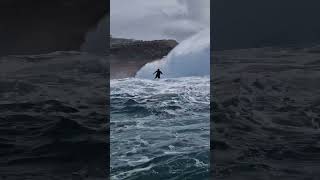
[135,28,210,79]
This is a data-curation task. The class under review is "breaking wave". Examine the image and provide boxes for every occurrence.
[136,29,210,79]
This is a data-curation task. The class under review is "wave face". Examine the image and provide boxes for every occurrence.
[110,77,210,179]
[136,29,210,79]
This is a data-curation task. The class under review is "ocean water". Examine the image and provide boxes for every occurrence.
[0,51,108,178]
[110,76,210,180]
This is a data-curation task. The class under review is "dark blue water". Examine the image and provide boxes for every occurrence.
[110,77,210,180]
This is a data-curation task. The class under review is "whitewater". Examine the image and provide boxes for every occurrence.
[136,29,210,79]
[110,29,210,179]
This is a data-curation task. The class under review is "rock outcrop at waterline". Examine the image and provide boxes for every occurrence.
[110,38,178,79]
[0,0,108,56]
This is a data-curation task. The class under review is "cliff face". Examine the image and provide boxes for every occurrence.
[0,0,108,56]
[111,39,178,60]
[110,38,178,79]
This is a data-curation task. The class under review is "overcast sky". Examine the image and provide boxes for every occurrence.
[110,0,210,42]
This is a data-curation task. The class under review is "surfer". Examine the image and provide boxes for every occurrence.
[153,69,163,79]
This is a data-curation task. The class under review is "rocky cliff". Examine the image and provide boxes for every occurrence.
[110,38,178,79]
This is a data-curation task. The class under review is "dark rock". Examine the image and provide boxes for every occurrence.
[110,38,178,79]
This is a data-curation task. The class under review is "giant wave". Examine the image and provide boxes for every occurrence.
[136,28,210,79]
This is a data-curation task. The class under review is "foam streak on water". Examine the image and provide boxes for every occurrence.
[110,76,210,180]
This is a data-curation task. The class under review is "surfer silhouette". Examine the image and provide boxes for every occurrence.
[153,69,163,79]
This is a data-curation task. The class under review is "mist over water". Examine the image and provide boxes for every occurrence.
[81,16,109,55]
[136,29,210,79]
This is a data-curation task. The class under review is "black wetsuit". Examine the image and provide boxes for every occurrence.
[154,69,163,79]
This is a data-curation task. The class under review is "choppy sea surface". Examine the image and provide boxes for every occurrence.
[0,51,108,179]
[110,76,210,180]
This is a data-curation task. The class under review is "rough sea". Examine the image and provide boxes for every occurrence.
[110,76,210,179]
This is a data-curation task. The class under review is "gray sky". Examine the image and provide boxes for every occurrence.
[110,0,210,42]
